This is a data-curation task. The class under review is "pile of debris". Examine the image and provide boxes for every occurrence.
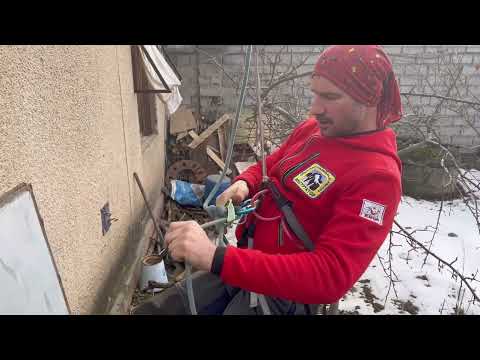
[164,106,257,218]
[129,107,258,312]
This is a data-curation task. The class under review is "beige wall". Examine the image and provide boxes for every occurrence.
[0,45,167,314]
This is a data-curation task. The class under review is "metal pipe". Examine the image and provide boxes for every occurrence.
[185,264,196,314]
[203,45,253,209]
[185,216,230,315]
[200,217,229,229]
[255,46,268,182]
[133,172,165,248]
[191,45,253,315]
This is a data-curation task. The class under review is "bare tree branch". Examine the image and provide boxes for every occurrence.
[394,220,480,303]
[263,103,300,125]
[397,140,429,158]
[261,71,313,100]
[422,198,444,268]
[400,92,480,108]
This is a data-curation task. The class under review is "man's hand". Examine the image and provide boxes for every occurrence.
[165,221,217,272]
[216,180,250,207]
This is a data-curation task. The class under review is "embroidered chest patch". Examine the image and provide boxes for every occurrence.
[293,163,335,198]
[359,199,386,225]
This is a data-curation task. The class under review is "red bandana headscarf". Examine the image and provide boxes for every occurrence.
[313,45,403,128]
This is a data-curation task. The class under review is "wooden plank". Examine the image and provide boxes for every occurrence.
[217,125,226,160]
[188,130,200,141]
[170,109,197,135]
[188,114,232,149]
[206,146,232,175]
[176,131,189,141]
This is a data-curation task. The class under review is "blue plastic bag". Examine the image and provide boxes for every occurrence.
[204,175,231,206]
[170,180,205,207]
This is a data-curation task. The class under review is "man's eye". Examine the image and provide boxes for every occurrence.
[324,95,338,100]
[311,91,340,100]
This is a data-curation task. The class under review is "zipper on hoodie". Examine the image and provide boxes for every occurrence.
[277,221,284,247]
[281,152,321,186]
[274,135,319,172]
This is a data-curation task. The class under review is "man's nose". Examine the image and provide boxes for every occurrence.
[310,98,326,116]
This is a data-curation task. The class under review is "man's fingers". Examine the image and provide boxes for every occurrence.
[165,220,202,248]
[167,231,186,256]
[216,188,235,206]
[230,194,244,205]
[216,184,245,206]
[216,193,229,207]
[168,220,195,231]
[168,244,184,262]
[165,222,190,246]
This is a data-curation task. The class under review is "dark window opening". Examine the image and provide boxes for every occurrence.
[131,46,159,137]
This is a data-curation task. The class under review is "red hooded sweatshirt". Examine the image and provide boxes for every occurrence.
[215,118,402,305]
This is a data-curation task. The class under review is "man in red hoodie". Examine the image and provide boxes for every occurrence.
[132,45,403,315]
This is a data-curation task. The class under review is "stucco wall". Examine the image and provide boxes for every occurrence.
[0,45,167,314]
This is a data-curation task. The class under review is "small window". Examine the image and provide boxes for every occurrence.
[131,45,182,137]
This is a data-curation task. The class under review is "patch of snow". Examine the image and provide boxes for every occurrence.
[343,194,480,315]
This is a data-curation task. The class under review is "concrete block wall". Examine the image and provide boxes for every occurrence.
[166,45,480,147]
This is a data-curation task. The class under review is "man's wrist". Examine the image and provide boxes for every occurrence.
[210,246,227,276]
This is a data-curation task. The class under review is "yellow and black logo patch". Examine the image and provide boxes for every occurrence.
[293,163,335,198]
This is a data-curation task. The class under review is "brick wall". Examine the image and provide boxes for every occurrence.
[166,45,480,148]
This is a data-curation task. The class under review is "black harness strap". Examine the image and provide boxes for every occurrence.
[265,180,315,252]
[239,222,256,249]
[265,181,317,315]
[241,181,317,315]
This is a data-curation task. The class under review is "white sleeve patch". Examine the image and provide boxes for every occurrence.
[359,199,386,225]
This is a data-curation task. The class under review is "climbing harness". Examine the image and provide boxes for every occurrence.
[183,45,315,315]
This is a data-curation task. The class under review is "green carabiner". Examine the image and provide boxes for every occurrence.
[226,199,236,224]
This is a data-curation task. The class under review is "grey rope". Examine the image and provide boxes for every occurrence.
[186,45,253,315]
[202,45,253,209]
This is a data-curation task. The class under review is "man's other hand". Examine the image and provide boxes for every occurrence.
[215,180,250,207]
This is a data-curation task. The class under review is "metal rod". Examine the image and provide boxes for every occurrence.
[133,172,165,247]
[160,45,183,82]
[185,264,196,314]
[139,45,171,93]
[200,217,228,229]
[133,89,171,94]
[255,45,268,182]
[202,45,253,209]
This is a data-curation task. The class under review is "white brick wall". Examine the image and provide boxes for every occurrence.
[167,45,480,147]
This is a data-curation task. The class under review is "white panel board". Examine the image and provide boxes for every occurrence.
[0,185,69,314]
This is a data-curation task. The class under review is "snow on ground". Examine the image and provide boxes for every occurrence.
[341,170,480,315]
[226,169,480,315]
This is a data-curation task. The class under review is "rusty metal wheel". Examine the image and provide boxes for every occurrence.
[166,160,208,184]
